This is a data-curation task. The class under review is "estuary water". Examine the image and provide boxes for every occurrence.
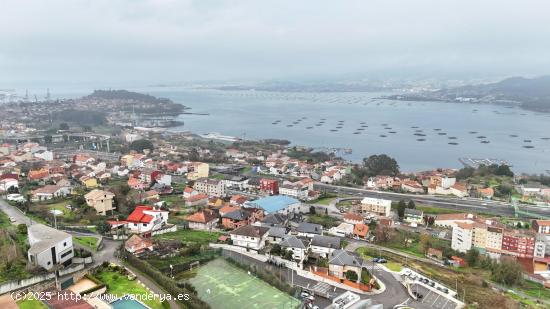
[144,87,550,174]
[22,86,550,173]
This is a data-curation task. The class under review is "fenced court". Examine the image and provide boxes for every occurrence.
[188,258,301,309]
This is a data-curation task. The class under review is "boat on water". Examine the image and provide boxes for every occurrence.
[199,132,241,142]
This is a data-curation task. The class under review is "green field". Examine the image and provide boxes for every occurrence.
[74,236,99,251]
[188,259,300,309]
[154,229,221,245]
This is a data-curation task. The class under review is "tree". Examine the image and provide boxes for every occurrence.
[345,270,358,282]
[362,154,400,176]
[465,248,480,267]
[59,123,69,130]
[407,200,416,209]
[96,220,111,235]
[270,244,282,256]
[491,259,523,286]
[129,139,154,153]
[309,206,316,215]
[419,233,432,254]
[360,268,372,284]
[495,164,514,177]
[395,200,407,219]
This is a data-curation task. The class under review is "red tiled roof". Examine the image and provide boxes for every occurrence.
[127,206,154,223]
[344,212,363,222]
[186,209,217,223]
[187,193,208,202]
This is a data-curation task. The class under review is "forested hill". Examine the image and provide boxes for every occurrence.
[85,89,172,104]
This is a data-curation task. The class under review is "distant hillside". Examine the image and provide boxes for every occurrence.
[388,76,550,112]
[85,89,172,104]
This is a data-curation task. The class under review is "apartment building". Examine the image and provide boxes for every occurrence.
[360,197,391,217]
[193,178,226,197]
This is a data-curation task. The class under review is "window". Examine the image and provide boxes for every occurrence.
[60,250,73,258]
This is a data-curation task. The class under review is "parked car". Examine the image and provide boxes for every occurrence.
[300,292,310,299]
[412,292,423,299]
[372,257,380,262]
[428,282,435,287]
[9,217,16,223]
[377,258,387,263]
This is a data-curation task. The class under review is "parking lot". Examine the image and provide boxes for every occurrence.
[411,284,458,309]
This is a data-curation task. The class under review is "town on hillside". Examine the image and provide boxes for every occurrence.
[1,92,550,309]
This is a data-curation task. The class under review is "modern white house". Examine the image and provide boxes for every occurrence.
[27,224,74,271]
[126,205,170,234]
[0,178,18,192]
[229,225,269,251]
[328,222,354,237]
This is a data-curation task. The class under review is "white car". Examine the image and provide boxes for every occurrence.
[6,194,26,202]
[9,217,16,223]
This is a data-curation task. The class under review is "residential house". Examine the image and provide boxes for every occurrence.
[183,187,199,199]
[0,177,18,192]
[186,209,219,231]
[80,176,98,189]
[328,222,354,237]
[434,213,476,228]
[261,213,289,227]
[533,220,550,234]
[478,187,494,199]
[343,212,363,225]
[267,226,287,244]
[427,248,443,260]
[221,208,264,229]
[311,235,341,258]
[404,209,424,225]
[126,205,169,234]
[229,225,269,251]
[328,249,364,280]
[230,195,248,206]
[28,168,50,182]
[401,180,424,193]
[84,189,115,215]
[296,222,323,238]
[185,193,209,207]
[125,234,154,256]
[353,224,369,240]
[31,185,70,201]
[280,235,309,261]
[27,224,73,271]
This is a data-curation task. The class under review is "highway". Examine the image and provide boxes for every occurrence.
[314,182,550,219]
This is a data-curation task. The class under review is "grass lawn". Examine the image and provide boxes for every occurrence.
[17,298,48,309]
[307,197,336,205]
[516,279,550,302]
[160,194,184,207]
[95,270,165,309]
[36,200,75,220]
[154,229,221,245]
[416,205,463,215]
[74,236,99,251]
[306,214,340,228]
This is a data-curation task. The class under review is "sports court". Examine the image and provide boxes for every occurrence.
[188,258,301,309]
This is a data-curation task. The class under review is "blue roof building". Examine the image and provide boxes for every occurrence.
[245,195,301,214]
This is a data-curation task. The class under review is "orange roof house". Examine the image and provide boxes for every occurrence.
[353,224,369,239]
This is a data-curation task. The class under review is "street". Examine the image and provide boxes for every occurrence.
[314,182,550,218]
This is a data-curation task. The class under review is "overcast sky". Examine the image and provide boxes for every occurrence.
[1,0,550,87]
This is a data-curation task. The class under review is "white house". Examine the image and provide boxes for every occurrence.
[31,185,71,201]
[310,235,341,258]
[33,150,54,161]
[328,222,354,237]
[280,235,309,262]
[229,225,269,251]
[126,205,169,234]
[0,178,18,192]
[27,224,74,271]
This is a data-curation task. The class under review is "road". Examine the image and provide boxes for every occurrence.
[314,182,550,218]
